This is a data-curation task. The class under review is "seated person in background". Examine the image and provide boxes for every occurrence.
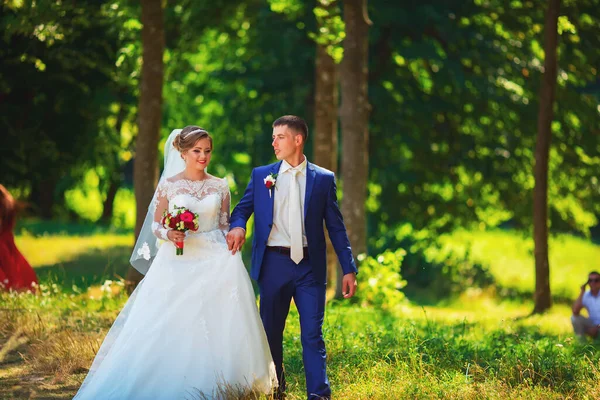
[0,184,37,291]
[572,271,600,339]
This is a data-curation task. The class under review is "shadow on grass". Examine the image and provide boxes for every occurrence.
[15,219,131,237]
[35,246,131,290]
[0,375,80,400]
[405,285,575,309]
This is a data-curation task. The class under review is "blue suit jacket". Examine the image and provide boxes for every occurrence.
[230,161,358,285]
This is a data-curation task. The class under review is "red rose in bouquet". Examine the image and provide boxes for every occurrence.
[162,206,200,255]
[181,211,194,222]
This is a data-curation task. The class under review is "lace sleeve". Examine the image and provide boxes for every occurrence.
[152,180,170,241]
[219,179,231,236]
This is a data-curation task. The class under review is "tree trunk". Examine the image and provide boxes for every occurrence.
[340,0,370,257]
[533,0,560,314]
[101,178,120,224]
[126,0,165,292]
[314,40,340,299]
[101,102,127,224]
[30,179,56,219]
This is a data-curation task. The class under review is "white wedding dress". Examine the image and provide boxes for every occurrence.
[74,177,277,400]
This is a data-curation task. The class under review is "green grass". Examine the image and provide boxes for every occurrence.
[2,285,600,399]
[2,225,600,399]
[15,230,133,289]
[439,229,600,300]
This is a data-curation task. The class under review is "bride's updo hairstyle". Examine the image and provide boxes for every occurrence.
[173,125,213,153]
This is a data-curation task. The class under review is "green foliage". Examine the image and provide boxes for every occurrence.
[368,0,600,238]
[0,0,141,219]
[161,1,316,204]
[268,0,304,17]
[354,249,407,310]
[57,170,135,228]
[2,0,599,251]
[0,1,118,199]
[64,170,105,222]
[110,187,137,229]
[310,0,345,63]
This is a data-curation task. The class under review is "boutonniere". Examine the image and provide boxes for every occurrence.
[264,173,278,198]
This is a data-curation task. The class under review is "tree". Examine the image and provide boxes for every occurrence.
[100,101,129,224]
[312,0,344,297]
[533,0,561,313]
[127,0,165,290]
[0,1,120,217]
[366,0,600,240]
[340,0,370,256]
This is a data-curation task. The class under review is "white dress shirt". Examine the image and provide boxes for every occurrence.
[267,156,308,247]
[583,290,600,325]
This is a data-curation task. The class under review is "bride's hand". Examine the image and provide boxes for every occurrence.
[167,230,185,243]
[226,228,246,255]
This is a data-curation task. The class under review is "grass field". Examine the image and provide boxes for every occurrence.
[437,230,600,300]
[2,226,600,399]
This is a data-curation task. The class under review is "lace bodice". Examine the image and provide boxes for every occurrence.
[151,176,231,241]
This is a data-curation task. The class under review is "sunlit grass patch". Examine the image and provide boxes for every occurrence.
[24,330,100,379]
[439,230,600,300]
[15,233,133,289]
[16,234,132,268]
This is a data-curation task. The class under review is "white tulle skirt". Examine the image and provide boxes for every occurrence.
[74,233,277,399]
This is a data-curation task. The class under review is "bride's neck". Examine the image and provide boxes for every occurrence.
[182,168,207,181]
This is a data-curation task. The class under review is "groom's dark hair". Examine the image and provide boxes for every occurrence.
[273,115,308,143]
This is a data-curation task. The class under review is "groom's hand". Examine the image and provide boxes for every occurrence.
[226,228,246,255]
[341,272,357,298]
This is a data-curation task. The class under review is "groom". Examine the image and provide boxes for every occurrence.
[227,115,358,400]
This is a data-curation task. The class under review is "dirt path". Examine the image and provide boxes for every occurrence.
[0,336,81,399]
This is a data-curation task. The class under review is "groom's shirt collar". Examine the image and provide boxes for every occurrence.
[279,155,307,175]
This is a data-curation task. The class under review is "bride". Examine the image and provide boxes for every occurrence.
[74,126,277,399]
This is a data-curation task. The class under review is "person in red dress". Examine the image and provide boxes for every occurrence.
[0,184,37,291]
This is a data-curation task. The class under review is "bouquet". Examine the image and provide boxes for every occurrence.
[162,206,199,255]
